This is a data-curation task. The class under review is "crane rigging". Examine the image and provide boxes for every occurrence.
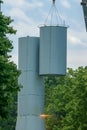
[44,0,64,26]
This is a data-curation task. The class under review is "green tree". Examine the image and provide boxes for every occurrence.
[45,67,87,130]
[0,96,17,130]
[0,0,20,121]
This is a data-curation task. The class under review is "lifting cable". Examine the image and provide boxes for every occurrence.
[44,0,65,26]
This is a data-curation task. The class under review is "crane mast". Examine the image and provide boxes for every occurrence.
[81,0,87,31]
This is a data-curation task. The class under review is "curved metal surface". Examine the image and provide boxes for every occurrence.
[39,26,67,76]
[16,36,45,130]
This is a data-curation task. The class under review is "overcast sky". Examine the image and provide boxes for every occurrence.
[2,0,87,69]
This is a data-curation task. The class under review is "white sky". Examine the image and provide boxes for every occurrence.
[2,0,87,69]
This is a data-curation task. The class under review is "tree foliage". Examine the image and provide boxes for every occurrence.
[0,1,20,121]
[0,96,17,130]
[45,67,87,130]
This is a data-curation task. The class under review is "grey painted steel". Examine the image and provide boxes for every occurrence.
[16,116,45,130]
[16,36,45,130]
[39,26,67,75]
[18,36,39,72]
[18,71,44,96]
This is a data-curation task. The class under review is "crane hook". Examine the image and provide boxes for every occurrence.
[52,0,55,4]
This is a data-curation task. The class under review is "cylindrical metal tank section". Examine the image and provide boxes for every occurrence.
[39,26,67,75]
[16,36,46,130]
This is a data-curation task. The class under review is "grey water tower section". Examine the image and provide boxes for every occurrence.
[16,36,45,130]
[39,26,67,76]
[16,1,68,130]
